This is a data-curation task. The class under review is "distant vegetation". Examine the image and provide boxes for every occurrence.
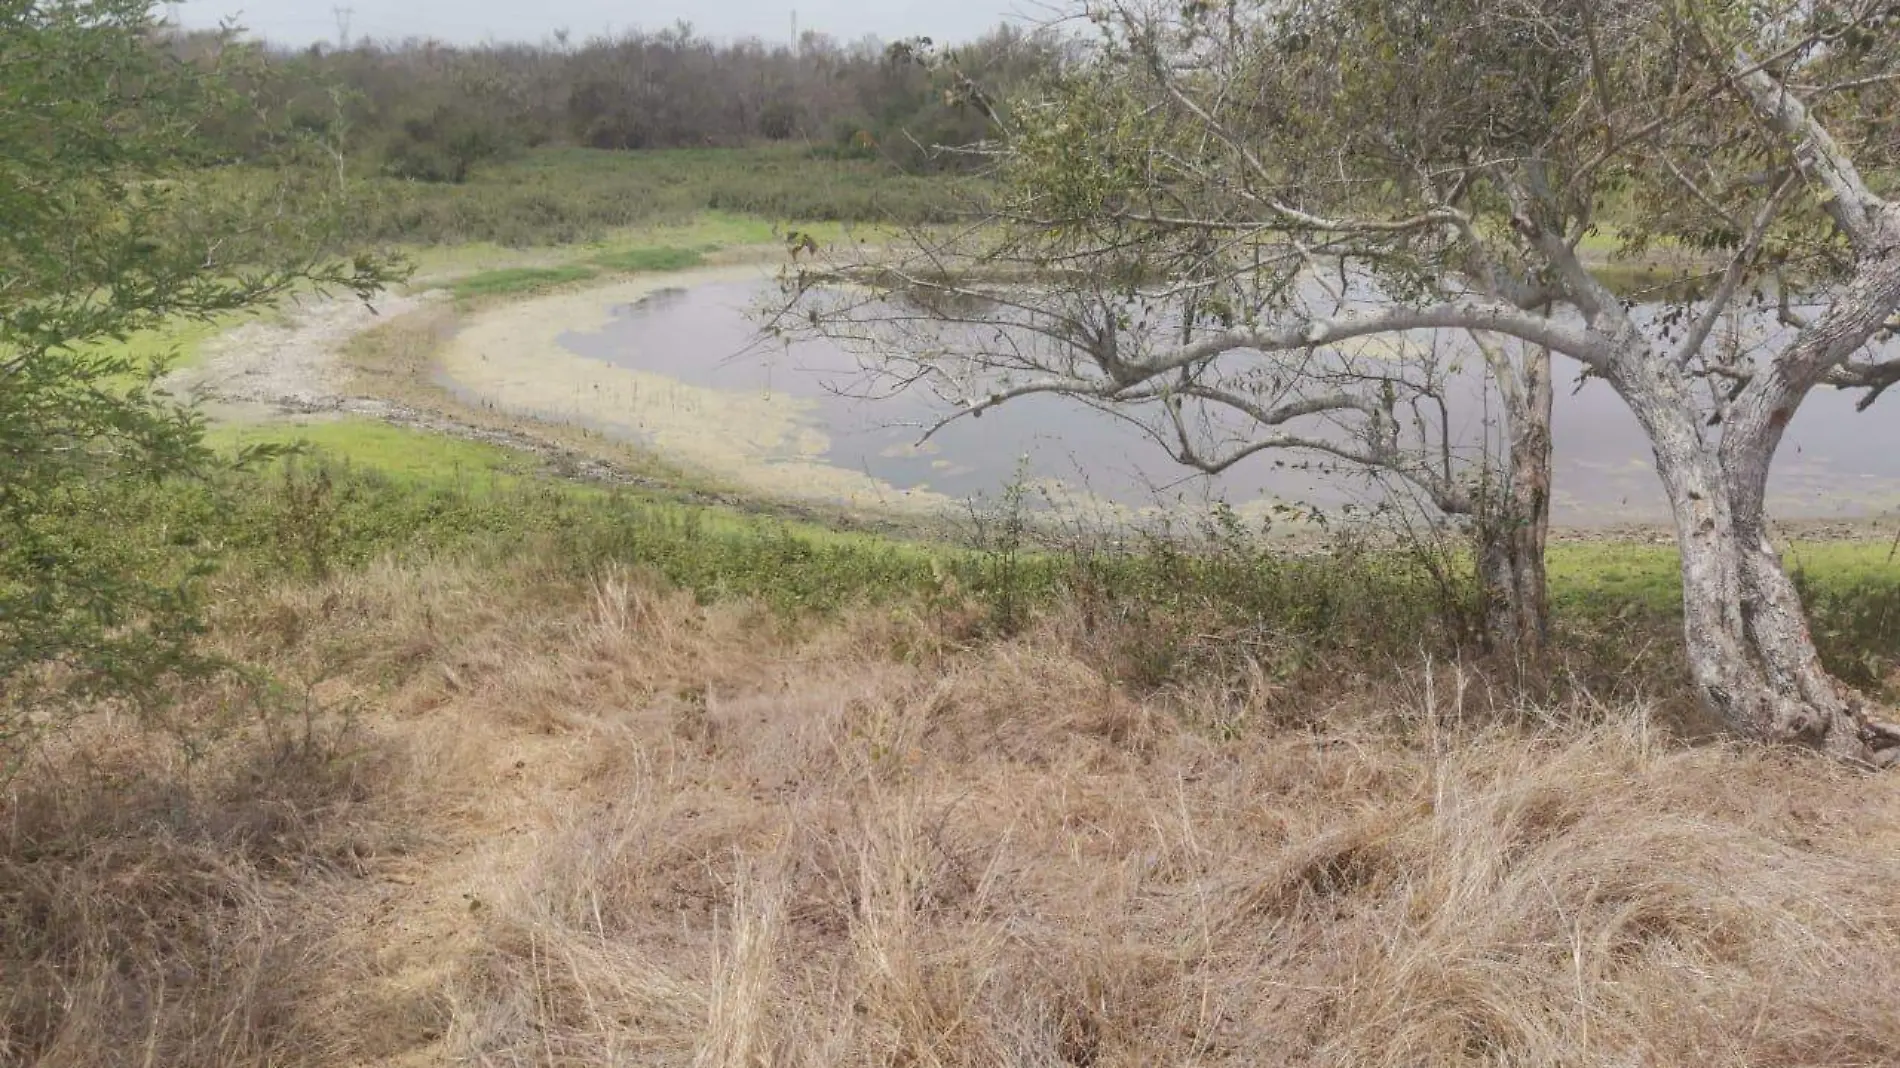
[589,245,705,272]
[167,20,1063,185]
[446,264,601,299]
[334,146,986,246]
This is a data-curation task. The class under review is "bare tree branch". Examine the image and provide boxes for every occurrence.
[1120,298,1614,379]
[1827,357,1900,411]
[1731,53,1889,248]
[1674,170,1801,368]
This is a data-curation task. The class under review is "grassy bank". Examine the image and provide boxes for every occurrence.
[5,413,1899,1065]
[133,425,1900,697]
[20,150,1898,1063]
[434,241,726,300]
[6,449,1900,1065]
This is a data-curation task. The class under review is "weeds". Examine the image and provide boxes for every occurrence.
[448,264,600,300]
[965,456,1038,635]
[80,445,1900,699]
[319,146,985,247]
[1795,566,1900,694]
[589,245,706,272]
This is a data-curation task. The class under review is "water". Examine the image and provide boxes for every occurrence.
[547,280,1900,525]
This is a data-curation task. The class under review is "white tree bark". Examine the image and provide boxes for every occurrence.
[1609,202,1900,763]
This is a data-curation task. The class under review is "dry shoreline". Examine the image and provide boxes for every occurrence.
[434,265,959,517]
[170,260,1895,547]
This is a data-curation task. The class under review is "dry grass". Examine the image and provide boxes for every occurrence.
[5,558,1900,1067]
[0,719,426,1065]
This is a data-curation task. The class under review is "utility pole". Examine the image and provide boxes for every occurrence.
[790,9,798,56]
[332,6,353,52]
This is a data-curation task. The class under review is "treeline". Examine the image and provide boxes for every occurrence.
[169,22,1069,183]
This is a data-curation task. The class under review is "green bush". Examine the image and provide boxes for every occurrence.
[378,104,522,184]
[1796,566,1900,691]
[331,146,987,247]
[0,0,401,772]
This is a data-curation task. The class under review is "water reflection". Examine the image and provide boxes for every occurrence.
[553,281,1900,525]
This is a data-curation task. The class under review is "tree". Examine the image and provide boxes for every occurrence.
[0,0,399,764]
[784,3,1569,649]
[786,0,1900,762]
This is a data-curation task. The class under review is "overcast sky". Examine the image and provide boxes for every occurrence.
[175,0,1035,48]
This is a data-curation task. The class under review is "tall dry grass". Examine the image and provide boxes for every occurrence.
[437,567,1900,1067]
[0,724,426,1065]
[5,558,1900,1066]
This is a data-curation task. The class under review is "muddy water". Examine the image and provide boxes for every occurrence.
[445,275,1900,525]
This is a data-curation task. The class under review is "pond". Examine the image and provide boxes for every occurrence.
[438,271,1900,527]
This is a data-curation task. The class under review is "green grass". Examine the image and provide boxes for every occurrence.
[206,419,919,547]
[398,213,778,280]
[1549,542,1683,613]
[589,245,705,272]
[208,420,543,489]
[177,422,1452,635]
[448,264,601,300]
[1784,538,1900,585]
[204,420,1899,633]
[1549,538,1900,689]
[334,145,982,248]
[1549,539,1900,612]
[84,314,240,388]
[445,243,711,287]
[400,212,879,299]
[191,420,950,607]
[67,412,1900,699]
[1587,263,1712,301]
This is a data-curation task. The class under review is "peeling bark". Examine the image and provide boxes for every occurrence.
[1655,441,1892,764]
[1613,205,1900,764]
[1476,344,1552,653]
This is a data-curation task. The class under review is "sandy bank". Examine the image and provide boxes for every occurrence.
[437,265,958,514]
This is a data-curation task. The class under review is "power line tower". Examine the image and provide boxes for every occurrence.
[332,6,354,51]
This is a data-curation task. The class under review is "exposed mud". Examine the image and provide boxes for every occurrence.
[167,290,443,421]
[170,267,1896,547]
[434,266,964,515]
[164,278,966,540]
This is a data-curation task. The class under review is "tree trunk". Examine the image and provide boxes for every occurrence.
[1641,398,1900,765]
[1633,205,1900,764]
[1476,345,1553,653]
